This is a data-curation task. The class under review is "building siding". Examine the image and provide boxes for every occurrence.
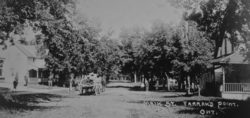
[1,46,28,83]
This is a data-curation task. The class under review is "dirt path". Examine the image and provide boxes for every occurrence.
[2,80,233,118]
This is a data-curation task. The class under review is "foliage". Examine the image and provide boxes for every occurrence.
[184,0,250,58]
[0,0,214,86]
[171,21,213,77]
[95,37,122,77]
[120,20,213,89]
[119,26,146,76]
[0,0,76,47]
[0,0,114,81]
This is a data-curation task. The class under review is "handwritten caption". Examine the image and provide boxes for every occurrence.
[143,101,239,115]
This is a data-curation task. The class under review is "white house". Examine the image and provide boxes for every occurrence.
[199,37,250,100]
[212,39,250,100]
[199,38,234,96]
[0,44,49,84]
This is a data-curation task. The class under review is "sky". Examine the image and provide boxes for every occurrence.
[77,0,183,38]
[9,0,184,46]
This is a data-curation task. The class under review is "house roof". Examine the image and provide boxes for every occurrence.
[28,63,46,69]
[212,50,250,65]
[15,44,37,58]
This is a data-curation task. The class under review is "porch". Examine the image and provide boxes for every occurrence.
[222,83,250,100]
[212,49,250,100]
[28,63,49,84]
[220,64,250,100]
[224,83,250,93]
[220,65,250,100]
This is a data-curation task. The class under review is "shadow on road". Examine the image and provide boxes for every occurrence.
[79,91,96,96]
[107,84,187,93]
[106,86,131,89]
[0,93,65,113]
[108,80,132,83]
[106,85,145,92]
[161,94,198,98]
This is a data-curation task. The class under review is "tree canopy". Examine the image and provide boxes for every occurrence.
[119,20,213,91]
[0,0,215,90]
[175,0,250,58]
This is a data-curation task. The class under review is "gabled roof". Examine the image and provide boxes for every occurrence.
[15,44,37,58]
[212,50,249,65]
[28,63,46,69]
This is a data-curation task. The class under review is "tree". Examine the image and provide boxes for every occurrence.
[42,9,103,84]
[0,0,82,84]
[0,0,108,85]
[120,26,147,83]
[142,21,176,91]
[0,0,76,48]
[94,37,122,81]
[171,20,213,94]
[185,0,250,58]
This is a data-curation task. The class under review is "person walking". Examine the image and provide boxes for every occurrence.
[13,71,19,93]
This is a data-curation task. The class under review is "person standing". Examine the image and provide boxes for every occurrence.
[24,73,29,87]
[155,80,159,91]
[69,73,74,91]
[13,71,19,93]
[140,82,145,91]
[94,74,102,95]
[48,74,53,90]
[145,79,149,91]
[101,75,106,92]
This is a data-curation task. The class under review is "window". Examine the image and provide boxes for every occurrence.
[0,60,4,77]
[29,69,37,78]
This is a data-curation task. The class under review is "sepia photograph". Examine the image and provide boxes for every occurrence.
[0,0,250,118]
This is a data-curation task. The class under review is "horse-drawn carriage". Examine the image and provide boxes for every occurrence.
[77,73,106,95]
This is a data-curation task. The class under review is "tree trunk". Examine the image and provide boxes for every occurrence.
[178,78,182,91]
[130,73,133,82]
[163,75,166,90]
[178,75,185,91]
[198,85,201,96]
[134,72,137,83]
[186,76,191,95]
[165,73,170,91]
[69,74,73,91]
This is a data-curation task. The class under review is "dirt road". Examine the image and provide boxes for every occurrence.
[2,80,247,118]
[22,81,178,118]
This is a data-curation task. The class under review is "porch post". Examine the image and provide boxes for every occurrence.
[222,66,225,92]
